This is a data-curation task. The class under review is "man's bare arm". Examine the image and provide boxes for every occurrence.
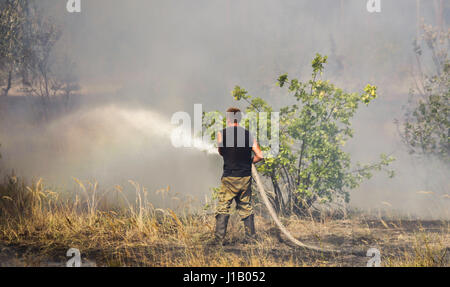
[252,138,263,163]
[217,131,223,156]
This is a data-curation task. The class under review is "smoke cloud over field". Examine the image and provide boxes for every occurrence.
[0,0,448,217]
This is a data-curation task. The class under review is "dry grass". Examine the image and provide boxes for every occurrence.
[0,174,448,267]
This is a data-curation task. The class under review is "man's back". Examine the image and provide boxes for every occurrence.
[219,126,253,177]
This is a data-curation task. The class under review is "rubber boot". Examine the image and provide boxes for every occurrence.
[242,214,256,242]
[208,214,229,245]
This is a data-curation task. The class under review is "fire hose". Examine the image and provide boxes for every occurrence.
[251,164,340,253]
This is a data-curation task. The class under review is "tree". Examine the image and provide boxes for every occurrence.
[51,56,81,112]
[400,23,449,163]
[230,54,394,216]
[0,0,26,97]
[0,1,79,120]
[20,3,62,121]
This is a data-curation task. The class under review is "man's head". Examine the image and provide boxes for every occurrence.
[226,107,242,126]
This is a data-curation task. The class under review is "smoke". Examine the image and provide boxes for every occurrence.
[0,0,448,217]
[0,103,221,203]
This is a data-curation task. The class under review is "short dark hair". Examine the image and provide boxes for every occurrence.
[226,107,242,124]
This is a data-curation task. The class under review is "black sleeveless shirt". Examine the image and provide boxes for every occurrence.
[219,126,254,177]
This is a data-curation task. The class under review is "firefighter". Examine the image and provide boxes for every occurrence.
[211,107,263,245]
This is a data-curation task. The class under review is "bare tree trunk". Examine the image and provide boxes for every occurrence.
[270,173,283,214]
[2,70,12,97]
[416,0,421,40]
[433,0,444,30]
[442,0,446,28]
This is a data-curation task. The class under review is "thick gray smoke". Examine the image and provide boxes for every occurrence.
[0,0,448,217]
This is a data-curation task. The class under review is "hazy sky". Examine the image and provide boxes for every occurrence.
[49,0,444,110]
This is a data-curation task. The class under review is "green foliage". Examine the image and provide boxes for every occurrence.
[201,110,225,141]
[233,54,394,215]
[401,24,449,163]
